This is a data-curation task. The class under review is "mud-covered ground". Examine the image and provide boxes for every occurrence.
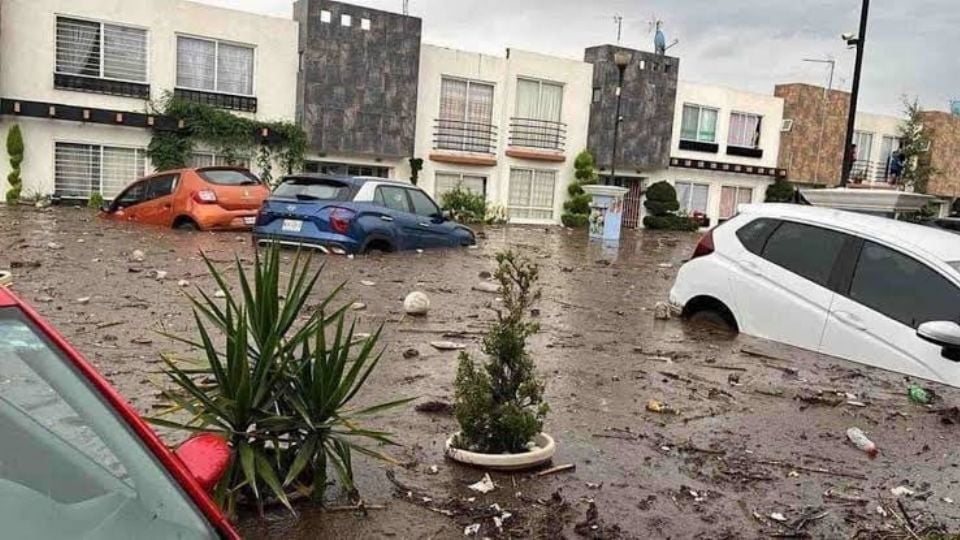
[2,205,959,539]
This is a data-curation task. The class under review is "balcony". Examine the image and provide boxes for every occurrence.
[508,117,566,152]
[849,159,899,185]
[433,118,497,154]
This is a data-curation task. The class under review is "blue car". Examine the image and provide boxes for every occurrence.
[253,175,477,254]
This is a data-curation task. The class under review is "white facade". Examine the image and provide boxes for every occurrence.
[0,0,298,199]
[414,44,593,224]
[646,81,785,227]
[852,111,903,184]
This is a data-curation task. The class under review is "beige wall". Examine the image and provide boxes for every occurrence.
[415,44,593,224]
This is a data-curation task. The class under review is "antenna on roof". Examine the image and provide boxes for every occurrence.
[402,0,409,15]
[613,14,623,44]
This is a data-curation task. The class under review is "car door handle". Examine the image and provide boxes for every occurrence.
[380,216,394,222]
[419,222,431,227]
[834,311,867,331]
[739,259,762,275]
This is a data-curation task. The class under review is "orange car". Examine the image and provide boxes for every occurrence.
[100,167,270,231]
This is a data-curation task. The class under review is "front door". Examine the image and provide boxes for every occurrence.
[135,174,179,227]
[375,185,421,250]
[405,188,451,248]
[820,240,960,386]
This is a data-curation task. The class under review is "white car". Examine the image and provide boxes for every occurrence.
[670,203,960,387]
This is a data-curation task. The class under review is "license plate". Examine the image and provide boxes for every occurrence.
[281,219,302,232]
[243,217,256,225]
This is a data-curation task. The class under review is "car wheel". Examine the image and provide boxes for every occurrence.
[174,219,199,231]
[688,309,736,331]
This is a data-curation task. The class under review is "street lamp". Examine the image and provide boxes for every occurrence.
[609,50,631,185]
[841,0,870,187]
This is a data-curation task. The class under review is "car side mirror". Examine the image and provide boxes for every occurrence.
[174,433,232,493]
[917,321,960,362]
[441,209,453,222]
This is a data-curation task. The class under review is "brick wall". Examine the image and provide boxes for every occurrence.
[919,111,960,198]
[775,83,850,186]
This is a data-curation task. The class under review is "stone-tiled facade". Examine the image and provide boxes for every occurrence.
[584,46,678,174]
[918,111,960,198]
[294,0,421,159]
[775,83,850,186]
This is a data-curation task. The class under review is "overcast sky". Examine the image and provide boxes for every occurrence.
[198,0,959,116]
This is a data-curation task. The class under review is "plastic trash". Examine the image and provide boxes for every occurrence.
[908,385,932,405]
[846,427,878,458]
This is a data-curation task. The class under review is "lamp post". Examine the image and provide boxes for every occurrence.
[609,50,631,185]
[841,0,870,187]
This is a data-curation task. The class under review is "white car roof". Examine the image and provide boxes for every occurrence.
[738,203,960,264]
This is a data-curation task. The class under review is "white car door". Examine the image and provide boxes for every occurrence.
[820,240,960,386]
[728,219,847,353]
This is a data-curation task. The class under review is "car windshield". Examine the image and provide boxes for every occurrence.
[273,179,353,201]
[0,308,217,539]
[198,169,261,186]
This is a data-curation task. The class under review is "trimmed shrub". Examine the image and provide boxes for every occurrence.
[643,181,680,216]
[6,125,24,204]
[765,179,795,202]
[440,186,487,224]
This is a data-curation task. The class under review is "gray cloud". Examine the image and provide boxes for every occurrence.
[199,0,960,115]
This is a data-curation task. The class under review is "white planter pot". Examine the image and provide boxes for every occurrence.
[444,432,556,471]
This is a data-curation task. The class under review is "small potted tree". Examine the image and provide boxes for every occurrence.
[445,250,554,470]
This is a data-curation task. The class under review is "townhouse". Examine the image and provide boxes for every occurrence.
[414,45,593,224]
[0,0,298,200]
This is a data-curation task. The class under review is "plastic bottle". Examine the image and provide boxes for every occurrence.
[846,427,878,458]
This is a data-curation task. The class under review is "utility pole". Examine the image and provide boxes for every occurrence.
[803,57,835,184]
[402,0,409,15]
[841,0,870,187]
[613,15,623,44]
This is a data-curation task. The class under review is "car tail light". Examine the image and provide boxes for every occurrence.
[193,190,218,204]
[330,208,356,234]
[691,229,715,259]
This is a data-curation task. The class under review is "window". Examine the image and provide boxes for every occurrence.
[848,242,960,328]
[320,10,332,23]
[361,18,371,30]
[592,87,602,104]
[304,161,390,178]
[0,309,218,538]
[719,186,754,219]
[680,104,718,142]
[189,152,251,169]
[508,169,557,221]
[55,17,147,83]
[115,182,146,208]
[437,77,495,153]
[198,169,260,186]
[728,112,762,148]
[760,222,847,287]
[435,173,486,199]
[408,189,440,217]
[736,218,780,255]
[54,143,146,200]
[853,131,874,161]
[146,174,178,199]
[341,14,352,26]
[177,36,254,96]
[274,178,352,201]
[516,78,563,122]
[377,186,411,213]
[674,181,709,215]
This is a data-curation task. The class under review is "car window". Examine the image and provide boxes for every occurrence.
[0,308,216,539]
[115,182,147,208]
[197,169,260,186]
[849,242,960,328]
[377,186,412,213]
[408,189,440,218]
[736,218,780,255]
[147,174,178,200]
[760,221,847,287]
[274,179,352,201]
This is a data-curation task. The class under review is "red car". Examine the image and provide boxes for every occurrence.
[0,285,239,539]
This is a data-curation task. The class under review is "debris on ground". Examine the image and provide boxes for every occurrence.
[890,486,915,497]
[403,291,430,316]
[908,385,933,405]
[414,400,454,415]
[463,523,481,536]
[76,296,91,304]
[153,270,168,281]
[177,279,190,287]
[846,427,878,458]
[360,280,376,286]
[468,474,496,494]
[130,249,145,262]
[796,389,845,407]
[402,348,420,359]
[936,406,960,425]
[535,464,576,477]
[430,341,466,351]
[213,289,227,298]
[646,399,679,415]
[428,465,439,475]
[653,302,671,320]
[769,512,787,523]
[46,242,63,250]
[350,302,367,311]
[478,271,492,280]
[473,281,499,293]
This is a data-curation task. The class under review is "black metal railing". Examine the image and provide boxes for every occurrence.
[433,118,497,154]
[508,117,566,151]
[54,73,150,100]
[174,88,258,113]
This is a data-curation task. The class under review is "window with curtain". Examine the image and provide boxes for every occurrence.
[435,173,486,199]
[508,169,557,221]
[728,112,762,148]
[177,36,254,95]
[514,78,564,149]
[853,131,874,161]
[189,152,251,169]
[674,181,710,214]
[437,77,495,153]
[55,143,146,200]
[719,186,753,219]
[56,17,147,82]
[680,104,718,142]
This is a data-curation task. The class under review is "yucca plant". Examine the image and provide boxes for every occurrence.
[151,245,410,517]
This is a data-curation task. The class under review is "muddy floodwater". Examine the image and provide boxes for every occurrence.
[2,205,959,539]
